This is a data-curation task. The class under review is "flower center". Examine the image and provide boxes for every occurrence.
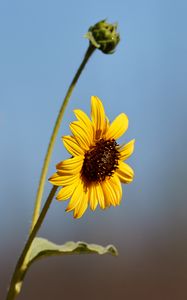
[82,139,120,183]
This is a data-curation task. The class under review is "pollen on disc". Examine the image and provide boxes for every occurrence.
[81,139,120,183]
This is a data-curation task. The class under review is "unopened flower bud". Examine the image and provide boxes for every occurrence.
[85,20,120,54]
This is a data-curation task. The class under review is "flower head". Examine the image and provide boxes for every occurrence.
[49,96,135,218]
[85,20,120,54]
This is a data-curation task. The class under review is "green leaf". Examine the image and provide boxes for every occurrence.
[28,237,118,266]
[21,238,117,284]
[13,238,117,296]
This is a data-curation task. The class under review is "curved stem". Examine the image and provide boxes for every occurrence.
[6,186,58,300]
[31,44,95,231]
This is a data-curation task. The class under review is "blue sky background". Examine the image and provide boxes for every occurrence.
[1,1,187,299]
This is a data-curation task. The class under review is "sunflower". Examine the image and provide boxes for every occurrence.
[49,96,135,218]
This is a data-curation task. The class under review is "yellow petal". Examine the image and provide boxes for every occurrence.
[91,96,106,140]
[103,116,110,136]
[70,121,91,150]
[105,113,128,140]
[62,136,84,156]
[116,161,134,183]
[89,184,98,211]
[74,109,94,141]
[49,173,80,186]
[108,174,122,205]
[73,188,88,218]
[56,156,83,175]
[66,179,83,212]
[56,185,75,201]
[95,183,105,209]
[119,139,135,161]
[101,179,118,207]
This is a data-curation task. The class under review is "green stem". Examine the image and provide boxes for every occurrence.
[6,186,58,300]
[31,44,95,231]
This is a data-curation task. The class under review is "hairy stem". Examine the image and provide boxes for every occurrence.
[6,186,58,300]
[31,44,95,231]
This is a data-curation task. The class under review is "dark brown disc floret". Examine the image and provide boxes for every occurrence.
[82,139,120,183]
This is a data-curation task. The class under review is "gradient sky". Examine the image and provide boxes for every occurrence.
[1,1,187,299]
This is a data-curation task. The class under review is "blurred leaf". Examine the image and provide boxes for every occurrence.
[14,237,118,295]
[14,237,118,297]
[19,237,117,286]
[28,237,118,266]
